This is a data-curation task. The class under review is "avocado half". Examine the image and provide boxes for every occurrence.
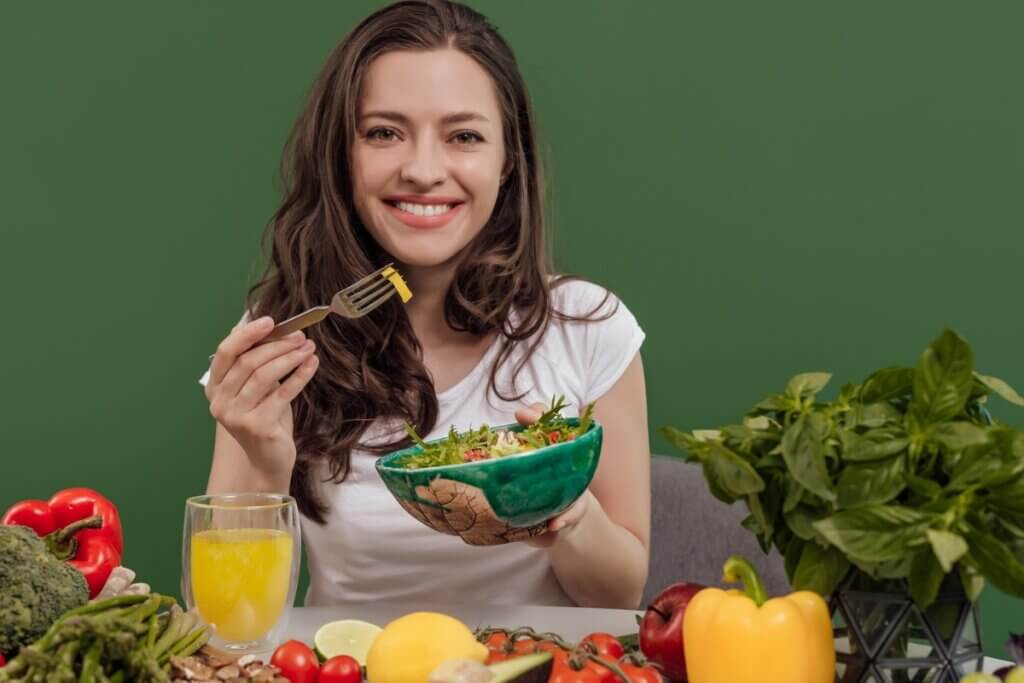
[488,652,554,682]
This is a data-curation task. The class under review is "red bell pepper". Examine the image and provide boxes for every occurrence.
[2,487,124,598]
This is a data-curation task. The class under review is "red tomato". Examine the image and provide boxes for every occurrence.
[483,631,511,663]
[0,652,6,667]
[618,661,663,683]
[551,655,615,683]
[581,632,625,660]
[318,655,360,683]
[270,640,320,683]
[550,664,605,683]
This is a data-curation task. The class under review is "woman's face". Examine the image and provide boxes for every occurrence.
[351,48,507,269]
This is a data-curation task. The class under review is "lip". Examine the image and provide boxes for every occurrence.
[383,196,465,230]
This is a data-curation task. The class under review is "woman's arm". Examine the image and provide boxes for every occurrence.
[526,353,652,608]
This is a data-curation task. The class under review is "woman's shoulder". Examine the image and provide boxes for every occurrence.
[548,276,625,319]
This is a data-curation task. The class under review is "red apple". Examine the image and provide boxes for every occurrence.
[640,581,705,681]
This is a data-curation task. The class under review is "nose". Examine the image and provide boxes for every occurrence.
[399,136,447,188]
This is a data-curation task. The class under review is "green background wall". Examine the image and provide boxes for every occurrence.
[2,1,1021,658]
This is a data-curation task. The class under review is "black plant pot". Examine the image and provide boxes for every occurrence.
[830,569,985,683]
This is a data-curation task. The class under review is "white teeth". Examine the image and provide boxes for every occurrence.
[395,201,451,217]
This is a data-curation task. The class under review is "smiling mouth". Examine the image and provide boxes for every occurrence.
[385,200,461,217]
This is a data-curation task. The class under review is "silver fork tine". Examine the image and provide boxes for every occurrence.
[346,277,394,307]
[339,263,392,295]
[351,287,397,316]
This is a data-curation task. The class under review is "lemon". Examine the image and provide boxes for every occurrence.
[313,619,383,666]
[365,612,488,683]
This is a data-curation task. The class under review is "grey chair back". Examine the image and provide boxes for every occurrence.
[642,454,791,606]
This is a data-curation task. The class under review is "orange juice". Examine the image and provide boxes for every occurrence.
[190,528,292,642]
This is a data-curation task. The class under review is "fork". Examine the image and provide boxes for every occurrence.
[264,263,411,341]
[209,264,411,359]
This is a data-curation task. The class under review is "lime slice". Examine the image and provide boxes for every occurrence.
[314,619,383,665]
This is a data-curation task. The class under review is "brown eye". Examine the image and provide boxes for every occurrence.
[367,127,399,142]
[452,131,483,145]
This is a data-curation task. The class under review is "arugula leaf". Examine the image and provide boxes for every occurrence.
[910,329,975,427]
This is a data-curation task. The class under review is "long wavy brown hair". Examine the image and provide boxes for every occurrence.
[248,0,610,522]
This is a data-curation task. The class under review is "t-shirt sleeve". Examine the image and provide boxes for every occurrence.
[552,280,646,404]
[198,310,252,388]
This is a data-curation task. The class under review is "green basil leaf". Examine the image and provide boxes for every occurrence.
[706,442,765,497]
[813,506,931,564]
[784,538,805,583]
[793,542,851,597]
[785,504,824,541]
[926,529,969,573]
[848,402,904,429]
[959,562,986,602]
[702,461,739,504]
[909,548,946,609]
[975,372,1024,407]
[905,473,943,499]
[840,427,910,462]
[928,422,991,452]
[948,437,1024,491]
[786,372,833,400]
[910,329,974,427]
[782,413,836,503]
[756,394,794,412]
[748,493,770,539]
[877,555,913,579]
[756,452,786,470]
[740,514,771,553]
[965,525,1024,598]
[859,367,915,403]
[837,456,906,508]
[783,476,803,513]
[997,515,1024,540]
[658,426,704,459]
[744,415,775,430]
[990,475,1024,515]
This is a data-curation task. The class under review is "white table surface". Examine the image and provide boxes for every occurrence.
[277,601,1012,675]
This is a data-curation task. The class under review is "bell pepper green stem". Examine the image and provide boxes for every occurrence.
[723,555,769,607]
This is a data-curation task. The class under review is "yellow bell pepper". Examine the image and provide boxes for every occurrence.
[683,555,835,683]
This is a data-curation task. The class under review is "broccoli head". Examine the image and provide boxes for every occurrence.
[0,524,89,655]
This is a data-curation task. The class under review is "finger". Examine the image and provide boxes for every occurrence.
[209,316,275,386]
[254,354,320,419]
[234,340,317,411]
[515,402,547,426]
[217,332,308,399]
[550,502,584,532]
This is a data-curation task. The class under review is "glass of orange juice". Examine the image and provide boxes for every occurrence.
[182,493,300,653]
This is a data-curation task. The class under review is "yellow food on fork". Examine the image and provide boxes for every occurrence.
[381,265,412,303]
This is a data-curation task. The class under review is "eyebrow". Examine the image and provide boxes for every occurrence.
[360,110,491,125]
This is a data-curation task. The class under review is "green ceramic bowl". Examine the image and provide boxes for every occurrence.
[375,418,602,546]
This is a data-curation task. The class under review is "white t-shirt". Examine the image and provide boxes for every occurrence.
[200,279,645,606]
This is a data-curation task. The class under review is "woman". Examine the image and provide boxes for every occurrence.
[201,0,650,609]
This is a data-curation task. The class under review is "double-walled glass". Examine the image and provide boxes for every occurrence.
[182,493,300,653]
